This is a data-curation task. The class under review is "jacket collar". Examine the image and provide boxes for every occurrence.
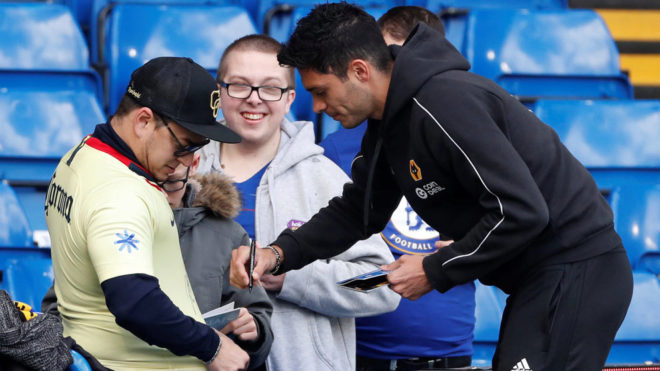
[88,120,161,190]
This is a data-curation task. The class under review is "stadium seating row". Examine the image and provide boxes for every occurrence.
[2,2,633,126]
[315,6,633,138]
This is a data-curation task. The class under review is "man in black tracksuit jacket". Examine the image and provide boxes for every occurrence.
[230,4,633,370]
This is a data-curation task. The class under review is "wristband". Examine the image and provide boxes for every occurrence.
[264,245,281,275]
[205,334,222,365]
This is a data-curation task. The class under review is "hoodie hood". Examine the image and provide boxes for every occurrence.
[269,118,323,177]
[360,23,470,233]
[174,172,242,236]
[384,23,471,124]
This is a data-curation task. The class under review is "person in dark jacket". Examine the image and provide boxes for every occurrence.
[166,155,273,371]
[231,3,633,371]
[321,6,476,370]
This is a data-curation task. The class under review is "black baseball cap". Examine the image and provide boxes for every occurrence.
[126,56,241,143]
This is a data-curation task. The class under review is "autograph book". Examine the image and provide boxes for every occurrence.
[202,302,240,330]
[337,269,390,293]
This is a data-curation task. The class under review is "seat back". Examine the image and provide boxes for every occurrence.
[418,0,567,11]
[0,3,89,71]
[0,2,105,241]
[463,9,633,103]
[0,183,52,309]
[534,99,660,271]
[0,183,32,248]
[259,0,398,36]
[0,249,53,310]
[0,72,104,183]
[472,281,505,367]
[101,3,257,114]
[607,272,660,364]
[268,4,390,129]
[89,0,236,64]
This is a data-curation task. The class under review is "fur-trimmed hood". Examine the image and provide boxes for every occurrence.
[174,172,241,237]
[185,172,241,218]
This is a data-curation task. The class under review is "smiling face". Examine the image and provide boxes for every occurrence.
[219,49,295,147]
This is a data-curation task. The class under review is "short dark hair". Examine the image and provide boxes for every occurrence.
[114,94,165,128]
[217,34,295,87]
[115,94,141,117]
[377,6,445,42]
[277,2,391,79]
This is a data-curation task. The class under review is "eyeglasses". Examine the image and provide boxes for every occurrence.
[160,166,190,192]
[219,81,290,102]
[153,112,210,157]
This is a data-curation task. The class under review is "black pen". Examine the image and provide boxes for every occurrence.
[248,238,256,293]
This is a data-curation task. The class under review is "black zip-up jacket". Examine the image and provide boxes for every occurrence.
[273,24,622,294]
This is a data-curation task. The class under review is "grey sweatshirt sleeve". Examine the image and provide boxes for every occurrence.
[276,223,401,318]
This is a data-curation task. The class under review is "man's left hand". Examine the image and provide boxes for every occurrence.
[382,255,433,300]
[260,273,285,293]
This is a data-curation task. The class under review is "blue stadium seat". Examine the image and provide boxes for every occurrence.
[408,0,567,11]
[259,0,399,37]
[534,99,660,272]
[0,72,103,234]
[69,349,93,371]
[0,2,103,104]
[461,9,633,104]
[0,181,52,307]
[99,3,257,114]
[410,0,566,53]
[472,281,505,367]
[0,2,105,239]
[268,4,391,132]
[59,0,95,37]
[89,0,237,66]
[0,3,90,71]
[0,249,53,310]
[0,72,104,184]
[607,272,660,364]
[0,183,32,248]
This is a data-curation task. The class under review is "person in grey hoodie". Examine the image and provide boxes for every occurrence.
[198,34,401,371]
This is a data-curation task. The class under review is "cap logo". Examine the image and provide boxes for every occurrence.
[210,90,220,117]
[127,85,141,99]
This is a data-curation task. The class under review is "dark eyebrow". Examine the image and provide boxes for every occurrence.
[306,86,321,93]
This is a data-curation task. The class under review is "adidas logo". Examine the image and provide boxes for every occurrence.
[511,358,533,371]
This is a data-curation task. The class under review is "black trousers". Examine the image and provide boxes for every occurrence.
[492,247,633,371]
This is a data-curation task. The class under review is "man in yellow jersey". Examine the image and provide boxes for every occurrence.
[45,57,249,371]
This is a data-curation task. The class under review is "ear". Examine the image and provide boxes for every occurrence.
[190,152,201,176]
[133,107,157,139]
[284,88,296,114]
[348,59,370,83]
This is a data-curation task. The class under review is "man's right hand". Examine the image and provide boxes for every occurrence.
[206,330,249,371]
[230,244,280,289]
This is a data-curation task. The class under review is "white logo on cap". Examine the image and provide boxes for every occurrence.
[127,85,141,99]
[210,90,220,117]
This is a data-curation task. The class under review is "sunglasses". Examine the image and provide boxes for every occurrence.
[153,112,210,157]
[160,166,190,192]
